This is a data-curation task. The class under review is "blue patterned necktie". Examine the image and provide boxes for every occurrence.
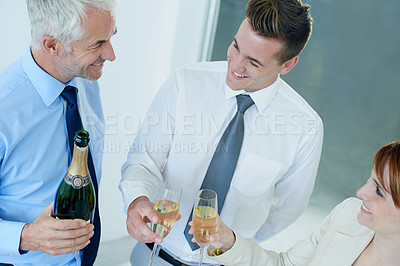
[61,85,101,266]
[184,94,254,250]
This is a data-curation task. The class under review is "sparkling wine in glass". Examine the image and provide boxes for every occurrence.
[148,182,182,266]
[192,189,218,266]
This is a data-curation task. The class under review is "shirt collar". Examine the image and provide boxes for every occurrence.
[224,76,281,113]
[22,48,66,107]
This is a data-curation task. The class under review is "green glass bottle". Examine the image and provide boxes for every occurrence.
[54,130,95,222]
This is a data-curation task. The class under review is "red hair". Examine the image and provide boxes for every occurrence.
[373,141,400,208]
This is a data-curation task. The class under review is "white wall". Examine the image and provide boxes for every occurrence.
[0,0,212,243]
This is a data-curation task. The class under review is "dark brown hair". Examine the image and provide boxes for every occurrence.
[373,141,400,208]
[245,0,313,64]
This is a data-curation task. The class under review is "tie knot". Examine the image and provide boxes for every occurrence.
[61,86,78,105]
[236,94,254,113]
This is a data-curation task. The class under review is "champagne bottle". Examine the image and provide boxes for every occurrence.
[54,130,95,222]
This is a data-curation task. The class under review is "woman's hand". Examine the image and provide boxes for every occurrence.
[209,216,236,252]
[188,215,236,253]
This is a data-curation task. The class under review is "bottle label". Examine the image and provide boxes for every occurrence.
[64,172,90,189]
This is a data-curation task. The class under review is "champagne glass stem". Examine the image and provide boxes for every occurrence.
[199,247,204,266]
[148,243,159,266]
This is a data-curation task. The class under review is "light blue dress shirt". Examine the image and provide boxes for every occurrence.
[0,49,105,265]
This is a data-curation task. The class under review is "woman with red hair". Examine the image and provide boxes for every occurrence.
[189,141,400,265]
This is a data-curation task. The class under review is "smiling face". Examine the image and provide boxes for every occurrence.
[56,7,116,83]
[225,19,298,92]
[356,166,400,235]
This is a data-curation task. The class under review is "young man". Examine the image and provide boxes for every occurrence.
[120,0,323,265]
[0,0,116,265]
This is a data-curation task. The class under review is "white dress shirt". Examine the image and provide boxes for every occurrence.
[120,61,323,264]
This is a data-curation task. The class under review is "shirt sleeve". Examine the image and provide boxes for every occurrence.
[0,138,26,256]
[0,220,26,256]
[119,71,179,213]
[208,232,288,266]
[208,198,354,266]
[254,116,324,242]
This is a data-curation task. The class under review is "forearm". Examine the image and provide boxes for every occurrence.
[120,74,178,213]
[120,157,164,214]
[119,124,170,210]
[19,223,38,252]
[209,232,289,266]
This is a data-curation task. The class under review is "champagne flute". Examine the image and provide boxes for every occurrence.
[192,189,218,266]
[148,182,182,266]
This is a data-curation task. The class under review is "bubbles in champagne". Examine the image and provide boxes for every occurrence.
[151,200,179,238]
[193,206,217,247]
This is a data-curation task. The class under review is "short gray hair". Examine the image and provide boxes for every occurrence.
[26,0,115,52]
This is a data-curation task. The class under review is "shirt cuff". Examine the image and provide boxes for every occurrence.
[206,231,247,264]
[0,220,26,256]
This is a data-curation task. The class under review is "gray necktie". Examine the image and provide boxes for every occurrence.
[184,94,254,250]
